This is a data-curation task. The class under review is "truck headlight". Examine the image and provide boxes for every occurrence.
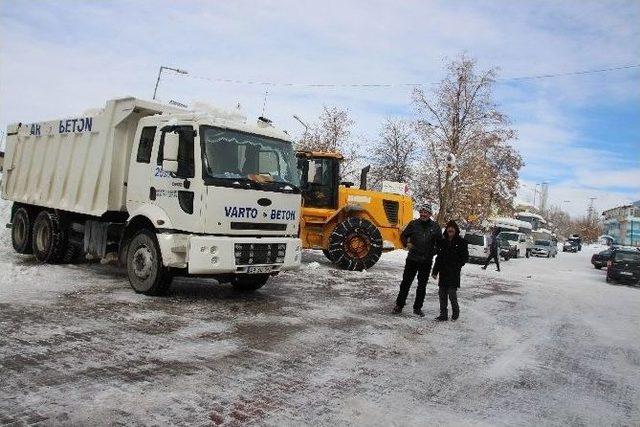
[210,246,218,255]
[211,257,218,264]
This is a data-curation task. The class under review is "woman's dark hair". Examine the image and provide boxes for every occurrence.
[443,220,460,237]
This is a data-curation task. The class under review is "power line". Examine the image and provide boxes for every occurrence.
[175,63,640,89]
[502,63,640,81]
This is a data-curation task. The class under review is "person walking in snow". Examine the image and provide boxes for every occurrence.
[481,227,500,272]
[393,205,442,317]
[432,220,468,321]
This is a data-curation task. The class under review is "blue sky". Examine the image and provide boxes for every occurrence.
[1,0,638,216]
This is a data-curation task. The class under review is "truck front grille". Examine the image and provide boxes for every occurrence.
[234,243,286,265]
[383,199,400,225]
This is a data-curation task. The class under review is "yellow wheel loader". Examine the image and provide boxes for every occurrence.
[297,151,413,271]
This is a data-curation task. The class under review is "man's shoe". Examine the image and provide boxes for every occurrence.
[496,269,501,272]
[451,312,459,321]
[435,315,448,321]
[413,309,425,317]
[392,305,402,315]
[481,266,487,270]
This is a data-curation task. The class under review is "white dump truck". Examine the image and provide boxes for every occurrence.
[1,97,302,295]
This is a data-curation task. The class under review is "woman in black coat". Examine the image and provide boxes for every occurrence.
[432,220,469,321]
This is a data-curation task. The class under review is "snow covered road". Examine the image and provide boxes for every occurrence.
[1,203,639,425]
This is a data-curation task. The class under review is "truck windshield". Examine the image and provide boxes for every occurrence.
[500,232,519,241]
[200,126,300,191]
[535,240,550,246]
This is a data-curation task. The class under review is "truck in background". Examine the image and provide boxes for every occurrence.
[2,97,302,295]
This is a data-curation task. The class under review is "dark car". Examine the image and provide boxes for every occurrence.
[498,236,517,261]
[568,235,582,251]
[606,249,640,285]
[591,248,613,269]
[563,240,579,253]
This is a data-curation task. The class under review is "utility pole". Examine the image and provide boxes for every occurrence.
[587,197,597,222]
[153,66,188,100]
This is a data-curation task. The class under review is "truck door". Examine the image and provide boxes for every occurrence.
[151,126,203,233]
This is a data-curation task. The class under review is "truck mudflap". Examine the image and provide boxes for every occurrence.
[157,234,301,274]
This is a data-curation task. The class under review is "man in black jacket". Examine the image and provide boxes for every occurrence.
[393,205,442,316]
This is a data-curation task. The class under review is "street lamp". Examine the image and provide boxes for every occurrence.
[293,115,309,140]
[153,66,188,100]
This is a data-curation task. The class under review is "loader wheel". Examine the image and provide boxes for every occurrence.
[12,207,33,254]
[126,229,172,296]
[232,274,269,292]
[32,211,68,263]
[328,217,382,271]
[322,249,336,263]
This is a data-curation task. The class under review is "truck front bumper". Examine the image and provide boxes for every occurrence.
[156,234,302,274]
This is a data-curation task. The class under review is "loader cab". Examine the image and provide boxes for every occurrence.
[297,152,341,209]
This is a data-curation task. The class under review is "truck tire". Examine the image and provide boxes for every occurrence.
[232,274,269,292]
[328,217,383,271]
[62,244,83,264]
[12,207,33,254]
[32,210,68,263]
[526,250,530,258]
[516,249,520,258]
[126,229,172,296]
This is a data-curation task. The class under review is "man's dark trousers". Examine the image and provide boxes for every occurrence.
[396,258,432,310]
[483,249,500,270]
[439,286,459,317]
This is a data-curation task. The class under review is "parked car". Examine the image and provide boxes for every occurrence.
[563,240,579,253]
[530,239,558,258]
[464,232,489,263]
[606,249,640,285]
[498,236,517,261]
[591,248,613,269]
[568,234,582,251]
[498,231,530,258]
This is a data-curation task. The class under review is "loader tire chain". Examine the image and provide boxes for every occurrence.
[328,217,382,271]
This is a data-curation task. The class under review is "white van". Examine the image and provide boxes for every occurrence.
[464,231,489,262]
[498,231,531,258]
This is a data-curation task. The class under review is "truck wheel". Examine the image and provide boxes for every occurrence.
[516,249,520,258]
[126,230,172,296]
[62,244,83,264]
[328,217,383,271]
[12,207,33,254]
[32,211,68,263]
[232,274,269,292]
[526,250,530,258]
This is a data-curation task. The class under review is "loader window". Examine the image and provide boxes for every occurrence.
[157,126,195,178]
[136,126,156,163]
[301,158,339,209]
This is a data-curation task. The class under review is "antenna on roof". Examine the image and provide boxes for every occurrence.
[261,88,269,117]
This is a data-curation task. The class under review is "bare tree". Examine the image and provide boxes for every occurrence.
[297,106,360,180]
[368,118,419,189]
[412,54,521,224]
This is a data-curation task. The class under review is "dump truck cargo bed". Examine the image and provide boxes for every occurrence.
[1,97,180,216]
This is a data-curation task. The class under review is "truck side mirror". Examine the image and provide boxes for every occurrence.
[163,132,180,162]
[162,132,180,173]
[163,160,178,173]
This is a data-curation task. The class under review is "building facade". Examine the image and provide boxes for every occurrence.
[602,200,640,246]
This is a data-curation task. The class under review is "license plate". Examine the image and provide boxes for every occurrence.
[620,272,633,276]
[247,266,272,274]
